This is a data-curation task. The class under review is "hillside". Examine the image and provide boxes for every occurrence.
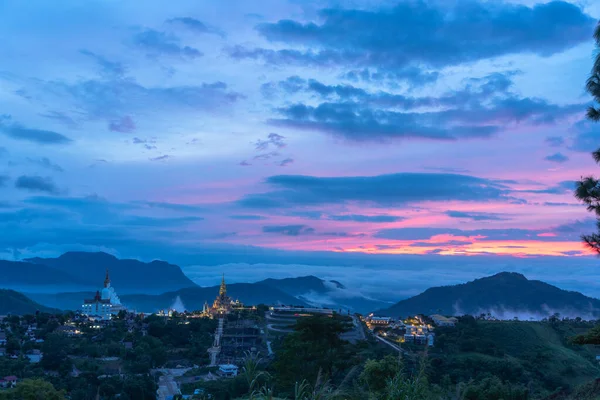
[25,252,197,293]
[379,272,600,319]
[0,289,59,315]
[430,317,600,396]
[257,275,390,313]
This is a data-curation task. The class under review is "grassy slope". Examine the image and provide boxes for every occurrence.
[432,320,600,397]
[485,322,597,386]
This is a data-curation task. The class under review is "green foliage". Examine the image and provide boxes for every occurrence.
[272,315,354,394]
[572,325,600,344]
[41,333,72,372]
[0,378,66,400]
[359,355,401,394]
[379,359,431,400]
[242,351,270,395]
[430,318,600,396]
[458,376,529,400]
[293,369,335,400]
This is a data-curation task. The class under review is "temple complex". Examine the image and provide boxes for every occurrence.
[202,274,242,317]
[82,269,126,320]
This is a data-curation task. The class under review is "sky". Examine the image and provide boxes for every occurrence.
[2,0,600,297]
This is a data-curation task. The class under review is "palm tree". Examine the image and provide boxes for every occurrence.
[242,351,271,399]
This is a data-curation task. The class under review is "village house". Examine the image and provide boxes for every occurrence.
[0,376,17,389]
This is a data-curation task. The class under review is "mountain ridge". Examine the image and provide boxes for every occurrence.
[24,251,197,293]
[378,271,600,319]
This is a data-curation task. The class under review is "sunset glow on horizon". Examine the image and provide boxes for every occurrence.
[1,0,600,271]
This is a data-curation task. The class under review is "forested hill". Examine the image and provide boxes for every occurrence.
[0,289,59,315]
[379,272,600,319]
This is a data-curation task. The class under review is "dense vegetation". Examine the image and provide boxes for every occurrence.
[429,317,600,398]
[177,315,600,400]
[1,308,600,399]
[0,311,217,400]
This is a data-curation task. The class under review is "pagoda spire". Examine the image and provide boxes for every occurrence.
[219,273,226,296]
[104,268,110,288]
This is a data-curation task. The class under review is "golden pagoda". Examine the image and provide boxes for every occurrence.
[209,274,238,316]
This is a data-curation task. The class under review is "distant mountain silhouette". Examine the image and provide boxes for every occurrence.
[0,260,85,288]
[378,272,600,319]
[25,252,197,293]
[0,289,59,315]
[257,275,343,295]
[257,275,390,313]
[28,283,309,312]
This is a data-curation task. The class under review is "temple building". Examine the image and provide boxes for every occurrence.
[205,274,241,317]
[82,270,126,320]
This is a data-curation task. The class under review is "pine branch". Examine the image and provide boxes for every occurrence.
[582,234,600,254]
[587,106,600,122]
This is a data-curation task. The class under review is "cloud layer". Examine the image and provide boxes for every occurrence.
[0,0,597,272]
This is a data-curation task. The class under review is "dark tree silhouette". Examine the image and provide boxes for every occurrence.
[575,21,600,253]
[586,23,600,121]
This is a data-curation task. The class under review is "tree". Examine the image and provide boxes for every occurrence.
[576,21,600,251]
[41,333,71,372]
[0,378,66,400]
[359,355,401,394]
[272,315,353,394]
[586,22,600,122]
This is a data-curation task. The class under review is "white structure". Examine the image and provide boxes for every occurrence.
[82,270,126,320]
[218,364,238,377]
[368,316,392,325]
[427,334,435,347]
[430,314,458,327]
[270,306,333,315]
[415,334,427,345]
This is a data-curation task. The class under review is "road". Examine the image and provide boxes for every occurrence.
[374,335,407,354]
[265,312,296,333]
[157,373,180,400]
[266,323,293,333]
[340,315,366,344]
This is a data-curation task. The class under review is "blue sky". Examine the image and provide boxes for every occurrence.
[1,0,600,295]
